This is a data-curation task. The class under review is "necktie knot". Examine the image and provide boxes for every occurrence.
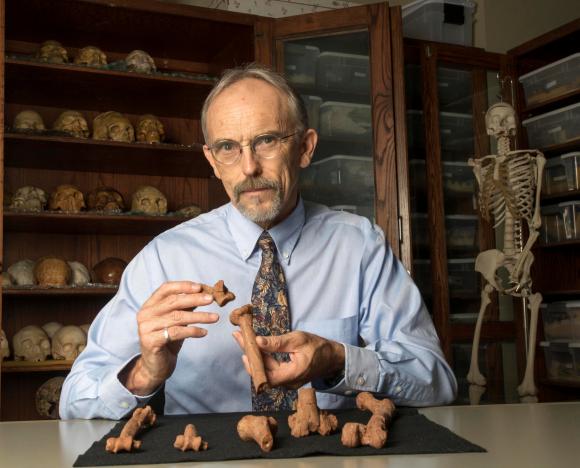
[257,231,275,254]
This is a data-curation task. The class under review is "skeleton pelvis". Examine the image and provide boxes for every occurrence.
[475,249,516,292]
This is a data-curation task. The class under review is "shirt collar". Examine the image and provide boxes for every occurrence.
[226,198,305,264]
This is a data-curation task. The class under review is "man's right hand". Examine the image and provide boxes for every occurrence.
[122,281,219,395]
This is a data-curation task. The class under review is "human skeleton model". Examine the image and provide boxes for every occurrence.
[467,102,545,404]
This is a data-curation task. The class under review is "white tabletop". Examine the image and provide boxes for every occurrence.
[1,402,579,468]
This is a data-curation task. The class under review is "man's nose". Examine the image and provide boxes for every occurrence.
[240,145,262,176]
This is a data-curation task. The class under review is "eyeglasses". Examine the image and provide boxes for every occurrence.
[207,131,299,165]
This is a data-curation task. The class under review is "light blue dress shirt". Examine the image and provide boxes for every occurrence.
[60,199,457,420]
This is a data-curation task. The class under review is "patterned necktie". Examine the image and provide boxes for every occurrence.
[251,231,297,411]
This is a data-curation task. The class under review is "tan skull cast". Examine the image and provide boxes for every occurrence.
[86,187,125,213]
[7,259,36,286]
[2,272,14,288]
[42,321,63,339]
[1,329,10,360]
[91,257,127,285]
[9,186,48,212]
[13,110,46,131]
[68,261,91,286]
[36,377,65,419]
[137,114,165,144]
[93,111,135,142]
[125,50,156,74]
[36,40,68,64]
[175,204,202,218]
[485,102,517,137]
[131,186,168,215]
[52,325,87,360]
[13,325,51,362]
[49,184,86,213]
[34,257,72,287]
[74,46,107,67]
[53,110,90,138]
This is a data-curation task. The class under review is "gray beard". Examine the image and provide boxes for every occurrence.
[234,177,283,224]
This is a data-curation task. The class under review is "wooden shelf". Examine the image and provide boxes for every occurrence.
[4,211,185,235]
[541,136,580,155]
[523,88,580,115]
[541,189,580,202]
[1,360,73,373]
[4,132,211,178]
[3,286,117,296]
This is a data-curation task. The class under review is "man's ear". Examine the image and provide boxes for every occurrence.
[299,129,318,168]
[203,145,222,180]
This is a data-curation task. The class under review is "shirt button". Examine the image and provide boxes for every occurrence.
[357,376,366,386]
[120,401,129,409]
[396,386,403,394]
[345,390,353,396]
[283,252,289,258]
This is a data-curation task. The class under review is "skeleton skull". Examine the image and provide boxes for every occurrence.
[485,102,517,137]
[13,325,51,362]
[36,40,68,64]
[1,329,9,360]
[49,184,86,213]
[2,272,14,288]
[86,187,125,213]
[53,110,90,138]
[137,114,165,144]
[175,204,202,218]
[13,110,46,131]
[7,259,36,286]
[36,377,65,419]
[67,261,91,286]
[74,46,107,67]
[131,186,168,215]
[9,186,48,212]
[52,325,87,360]
[42,322,63,339]
[93,111,135,142]
[91,257,127,285]
[125,50,156,74]
[34,257,72,287]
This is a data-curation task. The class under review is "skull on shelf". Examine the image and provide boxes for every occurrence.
[92,111,135,142]
[49,184,86,213]
[36,40,68,64]
[13,325,51,362]
[9,186,48,212]
[34,257,72,287]
[2,272,14,288]
[91,257,127,285]
[41,322,63,339]
[13,110,46,131]
[131,186,168,215]
[52,325,87,360]
[175,204,202,219]
[86,187,125,213]
[53,110,90,138]
[74,46,107,67]
[67,261,91,287]
[7,259,37,286]
[125,50,156,74]
[485,102,517,137]
[136,114,165,144]
[35,377,65,419]
[1,329,10,360]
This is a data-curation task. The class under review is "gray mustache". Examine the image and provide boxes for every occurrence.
[234,178,279,199]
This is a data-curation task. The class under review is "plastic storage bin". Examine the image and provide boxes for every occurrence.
[439,112,473,152]
[541,301,580,341]
[316,52,370,94]
[540,200,580,243]
[437,67,472,112]
[319,101,372,141]
[446,214,478,251]
[442,161,475,195]
[284,43,320,87]
[301,95,322,130]
[519,53,580,107]
[448,258,477,295]
[522,102,580,149]
[402,0,476,46]
[540,341,580,383]
[542,152,580,195]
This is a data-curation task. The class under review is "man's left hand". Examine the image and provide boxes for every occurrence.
[232,330,345,389]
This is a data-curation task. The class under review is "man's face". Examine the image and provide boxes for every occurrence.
[203,78,316,227]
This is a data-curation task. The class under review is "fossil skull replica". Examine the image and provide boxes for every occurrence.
[93,111,135,142]
[467,102,545,404]
[91,257,127,285]
[13,110,46,131]
[53,110,90,138]
[131,186,168,215]
[36,40,68,64]
[1,329,9,360]
[74,46,107,67]
[136,114,165,144]
[42,321,63,339]
[67,261,91,286]
[125,49,156,74]
[9,186,48,212]
[36,377,65,419]
[52,325,87,360]
[86,187,125,213]
[7,259,36,286]
[49,184,86,213]
[175,204,202,218]
[2,272,14,288]
[13,325,51,362]
[34,257,72,287]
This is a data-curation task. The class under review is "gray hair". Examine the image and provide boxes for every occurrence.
[201,63,308,142]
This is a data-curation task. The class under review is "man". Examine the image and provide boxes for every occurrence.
[60,64,457,420]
